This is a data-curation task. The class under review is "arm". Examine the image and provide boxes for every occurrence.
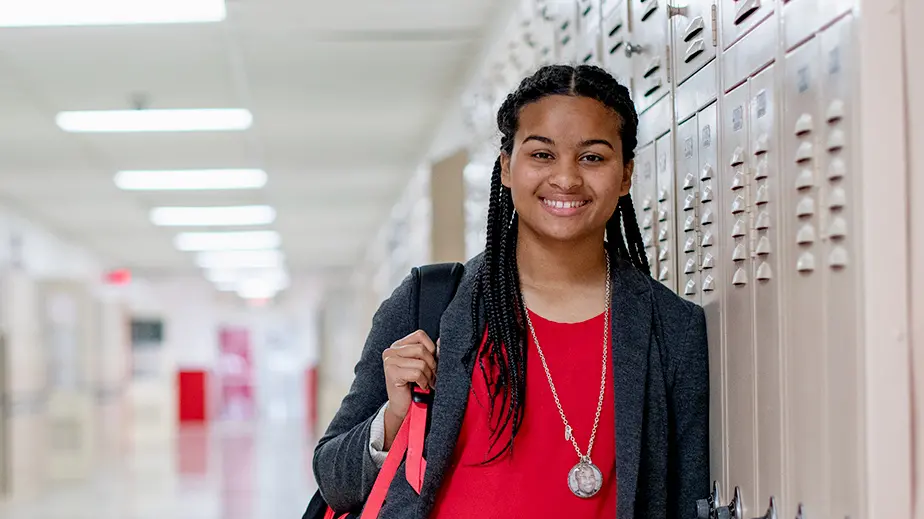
[312,274,416,513]
[668,304,710,519]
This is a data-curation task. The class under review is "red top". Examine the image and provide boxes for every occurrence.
[429,310,617,518]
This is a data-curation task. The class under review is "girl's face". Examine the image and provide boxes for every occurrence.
[501,95,633,246]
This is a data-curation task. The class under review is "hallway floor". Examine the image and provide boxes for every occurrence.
[0,421,317,519]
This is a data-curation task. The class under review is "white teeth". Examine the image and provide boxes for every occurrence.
[543,199,587,209]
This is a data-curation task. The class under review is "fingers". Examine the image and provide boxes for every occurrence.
[394,330,436,356]
[383,358,436,390]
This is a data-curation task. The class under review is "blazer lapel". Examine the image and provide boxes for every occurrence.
[415,263,480,517]
[612,263,653,519]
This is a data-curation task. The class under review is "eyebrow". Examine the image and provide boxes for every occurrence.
[522,135,615,150]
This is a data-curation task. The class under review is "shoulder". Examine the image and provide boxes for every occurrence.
[616,262,706,349]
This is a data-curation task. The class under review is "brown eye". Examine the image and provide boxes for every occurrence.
[581,154,604,162]
[532,152,553,160]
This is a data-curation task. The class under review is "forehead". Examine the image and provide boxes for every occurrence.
[516,95,623,141]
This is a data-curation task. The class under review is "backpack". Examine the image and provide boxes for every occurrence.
[302,262,465,519]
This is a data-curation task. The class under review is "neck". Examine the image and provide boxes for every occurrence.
[516,227,608,292]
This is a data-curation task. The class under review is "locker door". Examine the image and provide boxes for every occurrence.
[549,1,579,63]
[720,0,774,50]
[628,0,670,113]
[749,64,785,513]
[655,131,677,291]
[529,15,559,67]
[601,3,632,88]
[676,116,700,302]
[819,15,860,519]
[578,0,602,33]
[578,29,603,65]
[697,102,726,491]
[782,37,830,518]
[634,142,658,277]
[670,0,717,85]
[720,81,756,505]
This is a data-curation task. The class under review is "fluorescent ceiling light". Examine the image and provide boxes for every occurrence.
[115,169,266,191]
[150,206,275,226]
[0,0,226,27]
[56,109,252,133]
[195,250,284,269]
[175,231,281,251]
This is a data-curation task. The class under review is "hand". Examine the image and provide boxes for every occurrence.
[381,330,438,449]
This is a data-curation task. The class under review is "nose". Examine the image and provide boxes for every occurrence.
[548,160,583,191]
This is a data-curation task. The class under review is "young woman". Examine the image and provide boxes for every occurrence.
[313,64,709,519]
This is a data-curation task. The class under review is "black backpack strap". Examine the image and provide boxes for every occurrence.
[412,262,465,342]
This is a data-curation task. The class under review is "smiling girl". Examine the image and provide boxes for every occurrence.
[313,64,710,519]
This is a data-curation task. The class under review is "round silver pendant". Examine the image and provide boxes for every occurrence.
[568,460,604,498]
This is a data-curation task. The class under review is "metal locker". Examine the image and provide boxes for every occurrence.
[697,102,727,495]
[676,116,700,302]
[782,0,822,52]
[578,0,602,33]
[670,0,718,85]
[527,13,560,67]
[749,64,785,512]
[547,0,579,63]
[601,2,632,88]
[655,131,676,291]
[634,142,659,278]
[819,14,860,519]
[627,0,670,113]
[720,0,774,51]
[0,328,7,497]
[577,28,603,65]
[720,81,757,507]
[782,36,830,518]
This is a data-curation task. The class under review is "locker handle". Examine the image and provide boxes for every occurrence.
[684,39,706,63]
[642,0,660,22]
[734,0,761,25]
[682,16,705,42]
[643,57,661,78]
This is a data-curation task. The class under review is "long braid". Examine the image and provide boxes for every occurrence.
[470,64,650,463]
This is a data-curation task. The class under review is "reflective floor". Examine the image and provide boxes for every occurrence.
[0,421,317,519]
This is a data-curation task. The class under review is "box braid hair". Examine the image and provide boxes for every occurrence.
[468,64,650,463]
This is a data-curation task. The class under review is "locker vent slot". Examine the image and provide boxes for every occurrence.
[795,169,815,190]
[732,220,747,238]
[610,41,625,54]
[642,0,659,21]
[827,99,846,123]
[828,187,847,209]
[795,142,814,164]
[797,225,816,245]
[796,197,816,217]
[755,211,771,230]
[756,262,773,281]
[732,268,748,285]
[827,130,846,152]
[685,258,697,274]
[684,280,697,295]
[658,266,670,281]
[703,275,716,291]
[797,252,816,272]
[795,114,814,136]
[702,254,716,269]
[734,0,761,25]
[608,21,624,37]
[644,78,663,97]
[732,243,748,261]
[684,39,706,63]
[701,163,714,180]
[582,5,593,17]
[683,16,705,42]
[828,159,846,180]
[659,246,670,260]
[755,236,771,255]
[828,217,847,239]
[829,247,849,269]
[643,57,661,78]
[701,210,714,225]
[583,52,595,63]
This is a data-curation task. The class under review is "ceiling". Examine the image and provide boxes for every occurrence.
[0,0,506,280]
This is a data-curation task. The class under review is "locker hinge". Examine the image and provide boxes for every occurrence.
[665,44,672,84]
[711,4,718,47]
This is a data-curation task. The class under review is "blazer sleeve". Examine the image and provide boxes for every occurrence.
[312,273,417,513]
[668,303,710,519]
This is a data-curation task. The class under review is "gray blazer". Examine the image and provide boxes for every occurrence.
[313,253,709,519]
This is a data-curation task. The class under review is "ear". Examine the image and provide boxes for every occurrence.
[501,152,512,188]
[619,160,634,197]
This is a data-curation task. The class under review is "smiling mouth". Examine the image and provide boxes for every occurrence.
[541,198,590,209]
